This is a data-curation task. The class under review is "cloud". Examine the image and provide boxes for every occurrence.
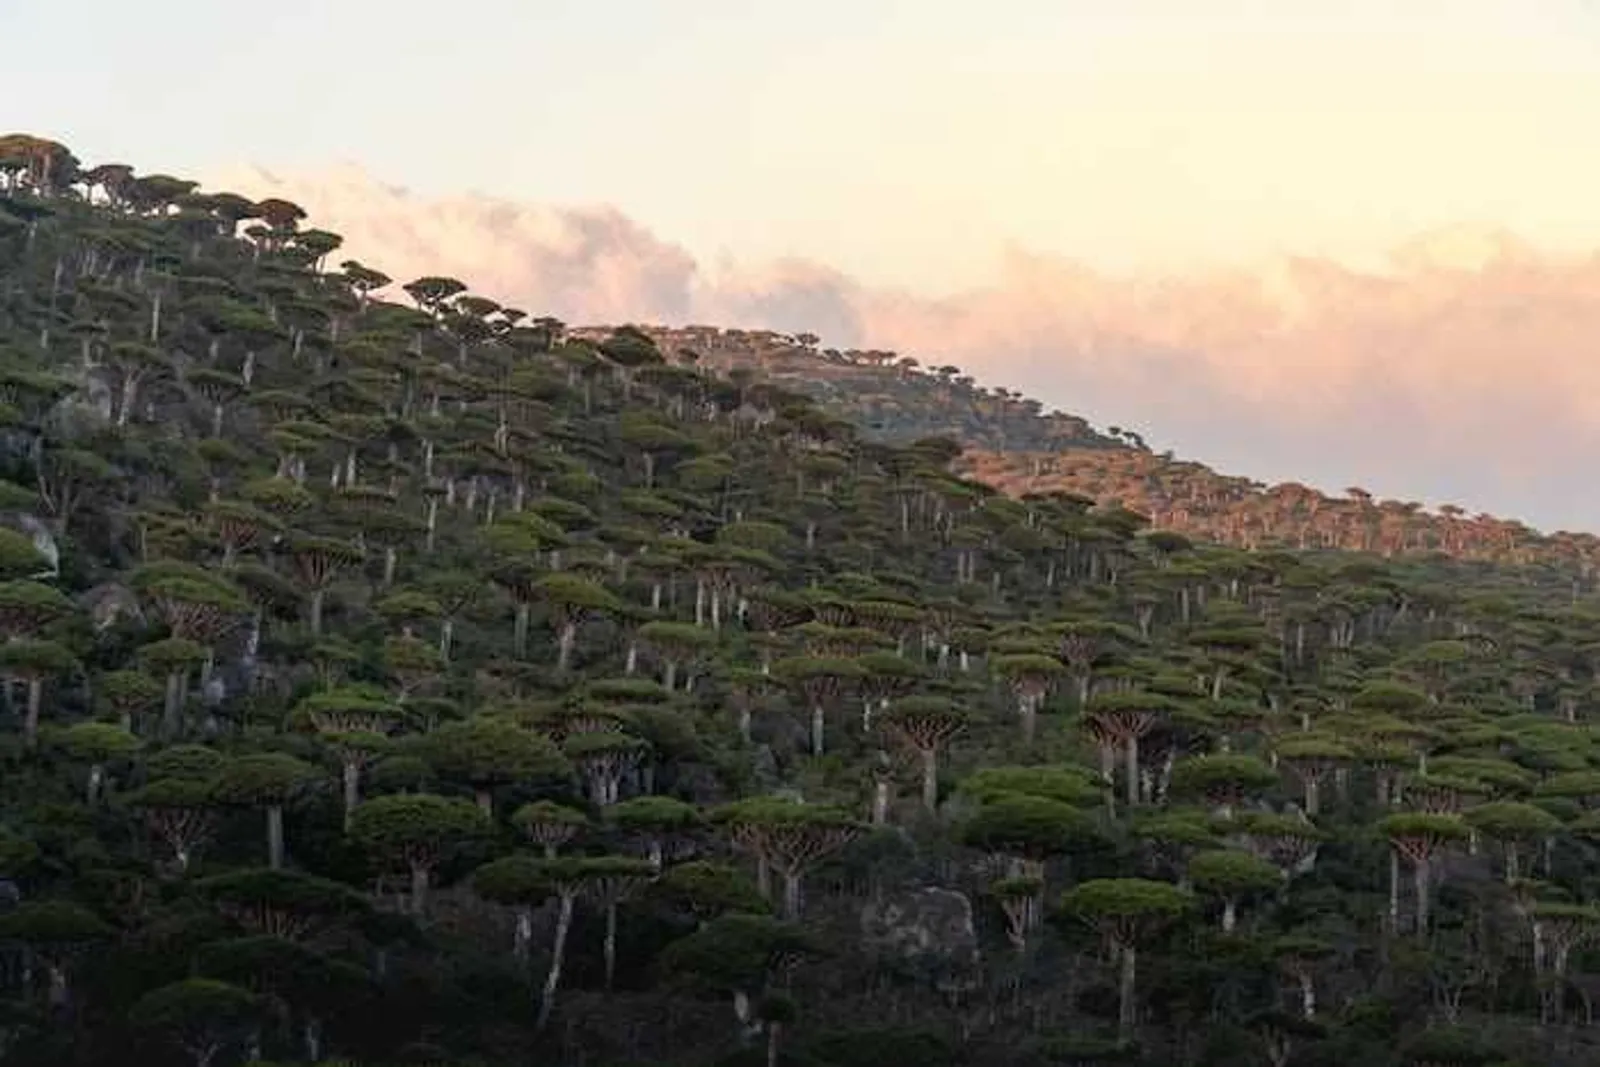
[212,164,701,324]
[209,164,1600,533]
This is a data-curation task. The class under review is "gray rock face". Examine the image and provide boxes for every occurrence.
[78,583,142,631]
[15,514,58,578]
[860,887,981,984]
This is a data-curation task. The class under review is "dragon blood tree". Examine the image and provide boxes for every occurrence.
[1271,733,1353,818]
[1169,753,1278,821]
[716,798,862,919]
[1380,812,1468,935]
[1062,878,1192,1045]
[991,652,1062,744]
[1084,691,1179,809]
[878,696,968,812]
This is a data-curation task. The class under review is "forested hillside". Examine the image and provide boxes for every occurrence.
[3,132,1600,1067]
[564,323,1131,453]
[561,331,1600,575]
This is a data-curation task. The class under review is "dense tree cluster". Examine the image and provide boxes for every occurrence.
[959,449,1594,569]
[1,132,1599,1067]
[564,323,1128,455]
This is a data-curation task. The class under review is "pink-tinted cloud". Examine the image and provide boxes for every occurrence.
[210,164,1600,532]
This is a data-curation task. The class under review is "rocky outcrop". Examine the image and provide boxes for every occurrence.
[860,886,981,987]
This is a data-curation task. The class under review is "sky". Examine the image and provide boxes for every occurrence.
[10,0,1600,529]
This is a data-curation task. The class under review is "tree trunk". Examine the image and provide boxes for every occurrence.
[810,705,825,756]
[1118,943,1137,1044]
[1388,850,1401,935]
[1125,736,1141,809]
[302,1019,322,1063]
[756,856,771,902]
[871,779,889,825]
[514,602,531,658]
[410,862,430,915]
[1413,857,1430,934]
[342,759,360,829]
[162,671,184,739]
[18,676,44,749]
[86,763,104,805]
[309,588,325,636]
[439,616,454,661]
[514,909,533,964]
[920,747,939,812]
[537,892,575,1030]
[1298,971,1316,1019]
[782,869,802,921]
[767,1021,782,1067]
[1222,897,1237,933]
[557,621,576,672]
[266,804,284,870]
[475,788,493,817]
[604,901,618,990]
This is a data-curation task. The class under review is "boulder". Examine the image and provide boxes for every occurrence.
[860,886,981,985]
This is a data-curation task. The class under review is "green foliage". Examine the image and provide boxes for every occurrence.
[958,794,1103,859]
[347,793,487,860]
[1062,878,1193,927]
[1187,849,1283,895]
[957,765,1102,806]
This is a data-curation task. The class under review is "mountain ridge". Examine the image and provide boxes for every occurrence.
[556,322,1600,571]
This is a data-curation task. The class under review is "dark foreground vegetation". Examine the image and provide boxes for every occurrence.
[0,132,1596,1067]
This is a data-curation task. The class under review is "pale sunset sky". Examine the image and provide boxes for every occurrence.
[10,0,1600,528]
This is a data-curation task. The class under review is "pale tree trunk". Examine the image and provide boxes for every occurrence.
[810,705,825,756]
[23,678,42,748]
[1388,850,1401,935]
[756,856,772,902]
[1118,943,1138,1044]
[537,891,576,1030]
[514,603,531,658]
[557,621,577,672]
[766,1021,783,1067]
[782,869,803,920]
[871,780,889,825]
[1125,737,1141,809]
[604,901,619,990]
[266,804,285,870]
[342,760,360,828]
[1414,858,1431,934]
[514,910,533,964]
[410,862,430,915]
[920,748,939,812]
